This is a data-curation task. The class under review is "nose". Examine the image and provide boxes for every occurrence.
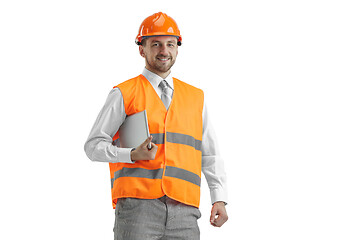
[159,45,169,55]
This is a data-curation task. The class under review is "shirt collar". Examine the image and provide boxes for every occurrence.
[142,68,174,90]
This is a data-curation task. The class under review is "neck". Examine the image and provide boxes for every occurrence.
[145,66,171,79]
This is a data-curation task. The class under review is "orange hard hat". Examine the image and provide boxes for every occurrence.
[135,12,182,46]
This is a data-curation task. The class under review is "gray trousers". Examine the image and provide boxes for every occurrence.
[114,196,201,240]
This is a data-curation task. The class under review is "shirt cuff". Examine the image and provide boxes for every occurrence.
[210,187,228,205]
[116,147,135,164]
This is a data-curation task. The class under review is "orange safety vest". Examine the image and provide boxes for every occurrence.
[109,74,204,209]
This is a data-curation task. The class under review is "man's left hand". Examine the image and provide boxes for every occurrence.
[210,201,228,227]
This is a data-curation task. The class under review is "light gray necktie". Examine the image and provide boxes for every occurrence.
[159,80,172,110]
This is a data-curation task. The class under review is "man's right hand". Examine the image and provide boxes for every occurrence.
[130,136,158,161]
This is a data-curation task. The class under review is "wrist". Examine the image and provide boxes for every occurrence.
[130,148,136,162]
[213,201,226,206]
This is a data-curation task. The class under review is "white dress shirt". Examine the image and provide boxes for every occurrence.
[84,68,228,204]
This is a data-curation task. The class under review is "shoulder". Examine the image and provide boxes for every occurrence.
[173,77,203,93]
[114,75,143,88]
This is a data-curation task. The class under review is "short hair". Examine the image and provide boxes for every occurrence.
[140,38,148,46]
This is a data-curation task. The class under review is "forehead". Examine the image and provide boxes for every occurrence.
[147,35,178,43]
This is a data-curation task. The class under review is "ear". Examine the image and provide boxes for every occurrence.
[139,45,145,58]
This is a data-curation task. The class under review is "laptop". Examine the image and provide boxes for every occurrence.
[117,110,151,149]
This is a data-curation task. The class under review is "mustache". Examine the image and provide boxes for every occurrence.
[156,54,172,59]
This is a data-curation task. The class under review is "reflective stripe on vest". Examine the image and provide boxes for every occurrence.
[111,166,201,189]
[140,132,201,150]
[166,132,202,151]
[113,132,201,150]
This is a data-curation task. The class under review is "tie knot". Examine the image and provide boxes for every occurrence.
[159,80,172,94]
[159,80,169,91]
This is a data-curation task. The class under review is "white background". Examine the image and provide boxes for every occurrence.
[1,0,359,239]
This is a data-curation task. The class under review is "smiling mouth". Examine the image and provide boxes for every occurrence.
[157,56,170,62]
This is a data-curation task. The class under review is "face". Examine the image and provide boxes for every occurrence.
[139,36,178,78]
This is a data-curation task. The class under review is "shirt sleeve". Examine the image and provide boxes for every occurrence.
[201,100,228,205]
[84,88,134,163]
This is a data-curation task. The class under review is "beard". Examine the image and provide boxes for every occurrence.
[145,54,176,74]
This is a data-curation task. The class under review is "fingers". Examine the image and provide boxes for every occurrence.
[150,142,158,151]
[141,136,153,148]
[210,213,227,227]
[211,214,227,227]
[131,136,158,161]
[210,208,216,224]
[210,206,219,226]
[147,142,158,155]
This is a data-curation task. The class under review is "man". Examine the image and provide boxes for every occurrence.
[84,12,228,240]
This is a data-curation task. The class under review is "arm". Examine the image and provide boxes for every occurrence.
[201,100,229,227]
[84,88,158,163]
[84,88,133,163]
